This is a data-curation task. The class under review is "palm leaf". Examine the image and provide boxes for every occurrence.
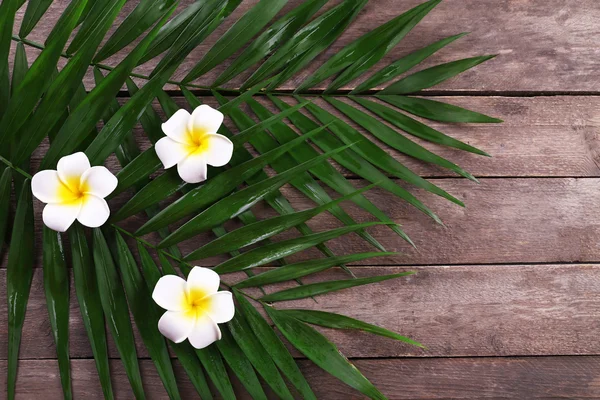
[1,0,501,397]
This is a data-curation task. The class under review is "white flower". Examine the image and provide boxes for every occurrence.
[152,266,235,349]
[31,152,118,232]
[155,105,233,184]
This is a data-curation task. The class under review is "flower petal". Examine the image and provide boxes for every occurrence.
[57,152,90,187]
[205,291,235,324]
[188,314,221,349]
[158,310,195,343]
[81,166,118,198]
[156,137,189,169]
[204,134,233,167]
[177,154,207,184]
[76,195,110,228]
[32,170,66,204]
[42,201,81,232]
[153,274,188,311]
[162,109,192,144]
[188,104,223,135]
[186,266,220,297]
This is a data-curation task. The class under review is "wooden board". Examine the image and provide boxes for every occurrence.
[4,0,600,398]
[2,265,600,361]
[11,0,600,92]
[3,357,600,399]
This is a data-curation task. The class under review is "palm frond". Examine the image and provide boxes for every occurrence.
[1,0,502,398]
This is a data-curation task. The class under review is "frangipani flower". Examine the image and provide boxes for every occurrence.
[155,105,233,184]
[31,152,118,232]
[152,266,235,349]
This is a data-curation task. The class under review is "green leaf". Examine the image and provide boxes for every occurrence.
[10,43,28,96]
[213,0,328,86]
[351,32,468,94]
[158,144,353,248]
[125,78,165,143]
[261,271,415,302]
[136,245,214,399]
[216,327,268,400]
[6,180,34,400]
[353,96,490,155]
[0,0,21,117]
[91,229,145,398]
[270,95,440,225]
[137,1,206,65]
[235,252,395,289]
[380,55,496,94]
[113,147,162,196]
[185,184,379,261]
[93,0,177,62]
[282,309,423,347]
[302,98,464,207]
[111,231,180,400]
[196,345,237,400]
[42,227,73,400]
[377,94,503,123]
[69,223,113,399]
[266,306,386,400]
[325,0,441,92]
[0,168,12,249]
[0,0,87,154]
[41,3,176,169]
[11,0,126,165]
[227,313,294,399]
[298,0,440,92]
[249,97,413,245]
[68,0,124,54]
[214,222,391,274]
[151,0,242,78]
[112,169,186,221]
[243,0,368,90]
[234,291,317,399]
[183,0,287,82]
[19,0,54,37]
[218,93,384,252]
[326,96,477,181]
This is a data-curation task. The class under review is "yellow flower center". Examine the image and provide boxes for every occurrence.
[57,176,90,204]
[185,128,211,155]
[182,287,211,319]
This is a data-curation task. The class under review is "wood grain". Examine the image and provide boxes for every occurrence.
[1,264,599,361]
[10,0,600,92]
[3,357,600,399]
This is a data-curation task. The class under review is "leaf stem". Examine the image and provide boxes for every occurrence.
[110,224,259,301]
[0,155,32,179]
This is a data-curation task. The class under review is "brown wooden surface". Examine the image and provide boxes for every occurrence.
[4,0,600,399]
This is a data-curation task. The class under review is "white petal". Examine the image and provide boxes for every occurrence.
[162,109,192,144]
[81,166,118,198]
[76,195,110,228]
[31,170,66,204]
[158,310,195,343]
[152,274,188,311]
[177,154,207,184]
[188,105,223,135]
[188,314,221,349]
[57,152,90,186]
[42,201,81,232]
[186,267,220,297]
[204,291,235,324]
[203,134,233,167]
[155,137,189,169]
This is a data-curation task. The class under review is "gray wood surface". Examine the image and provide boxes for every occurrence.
[4,0,600,399]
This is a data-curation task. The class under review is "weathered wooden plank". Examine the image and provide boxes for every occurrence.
[11,0,600,92]
[2,264,599,361]
[21,95,600,179]
[3,357,600,399]
[3,177,600,268]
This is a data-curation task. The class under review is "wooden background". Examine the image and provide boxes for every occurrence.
[3,0,600,398]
